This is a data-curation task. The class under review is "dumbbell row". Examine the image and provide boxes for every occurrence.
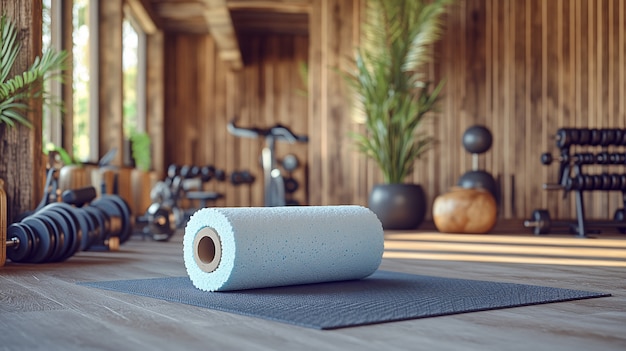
[556,128,626,149]
[5,189,132,264]
[168,164,226,183]
[544,173,626,192]
[541,152,626,166]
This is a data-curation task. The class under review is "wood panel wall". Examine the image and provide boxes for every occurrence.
[306,0,626,221]
[435,0,626,220]
[162,33,309,207]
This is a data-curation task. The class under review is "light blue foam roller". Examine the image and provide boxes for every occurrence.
[183,206,384,292]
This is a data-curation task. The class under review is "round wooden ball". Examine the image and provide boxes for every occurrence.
[433,187,497,234]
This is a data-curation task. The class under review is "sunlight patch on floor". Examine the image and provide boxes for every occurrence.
[383,232,626,267]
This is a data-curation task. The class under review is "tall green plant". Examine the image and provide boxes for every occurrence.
[0,14,67,127]
[344,0,451,184]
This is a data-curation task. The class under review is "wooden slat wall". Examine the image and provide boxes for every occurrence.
[157,0,625,221]
[162,33,309,207]
[304,0,626,221]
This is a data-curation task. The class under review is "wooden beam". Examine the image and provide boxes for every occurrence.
[226,0,311,14]
[124,0,158,34]
[202,0,243,70]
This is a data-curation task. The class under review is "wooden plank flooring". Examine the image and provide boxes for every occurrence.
[1,228,625,351]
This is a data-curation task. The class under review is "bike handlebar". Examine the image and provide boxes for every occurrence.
[227,119,308,143]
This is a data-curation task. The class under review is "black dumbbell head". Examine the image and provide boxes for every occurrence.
[540,153,553,165]
[578,129,591,146]
[5,224,35,263]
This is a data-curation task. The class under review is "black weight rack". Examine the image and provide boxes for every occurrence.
[524,128,626,237]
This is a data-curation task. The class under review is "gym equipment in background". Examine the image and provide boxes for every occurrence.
[433,187,497,234]
[227,119,308,207]
[2,180,133,266]
[432,125,498,234]
[134,164,225,241]
[457,125,499,203]
[524,128,626,237]
[280,154,301,205]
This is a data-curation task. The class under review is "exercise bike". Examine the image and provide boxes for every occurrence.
[227,119,308,206]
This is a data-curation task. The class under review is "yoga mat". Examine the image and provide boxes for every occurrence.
[79,270,610,330]
[183,206,384,292]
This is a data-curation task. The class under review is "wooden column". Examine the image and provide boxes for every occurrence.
[61,0,74,157]
[308,0,361,205]
[98,0,124,166]
[146,31,165,179]
[0,0,44,223]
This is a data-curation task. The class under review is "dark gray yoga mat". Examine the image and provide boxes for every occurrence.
[79,270,610,329]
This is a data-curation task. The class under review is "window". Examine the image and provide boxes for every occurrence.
[123,16,146,138]
[42,0,62,149]
[72,0,98,162]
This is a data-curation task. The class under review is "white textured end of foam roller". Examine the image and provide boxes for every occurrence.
[183,206,384,292]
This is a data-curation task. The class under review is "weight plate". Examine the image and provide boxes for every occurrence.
[20,216,55,263]
[35,211,68,263]
[73,206,97,251]
[83,206,108,249]
[284,177,299,193]
[55,203,89,254]
[5,223,34,263]
[98,195,133,244]
[41,204,82,262]
[90,199,120,242]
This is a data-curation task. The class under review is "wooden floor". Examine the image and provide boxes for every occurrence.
[1,225,625,351]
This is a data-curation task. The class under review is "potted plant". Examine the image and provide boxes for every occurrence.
[0,14,67,128]
[129,131,155,215]
[344,0,451,229]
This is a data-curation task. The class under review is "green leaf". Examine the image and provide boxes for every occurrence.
[0,14,68,128]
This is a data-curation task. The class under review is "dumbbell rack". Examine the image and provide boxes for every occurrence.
[525,128,626,237]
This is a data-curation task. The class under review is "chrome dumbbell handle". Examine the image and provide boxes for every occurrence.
[542,184,564,190]
[6,237,20,248]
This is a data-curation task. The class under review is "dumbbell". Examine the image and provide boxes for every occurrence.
[555,128,580,149]
[145,202,180,242]
[609,153,626,164]
[4,201,91,263]
[600,129,616,147]
[523,209,577,235]
[230,170,256,186]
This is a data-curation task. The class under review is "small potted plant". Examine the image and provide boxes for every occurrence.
[129,131,155,215]
[344,0,451,229]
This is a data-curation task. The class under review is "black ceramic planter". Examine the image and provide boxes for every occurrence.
[368,183,426,230]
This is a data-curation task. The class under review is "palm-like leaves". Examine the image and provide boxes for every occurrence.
[345,0,451,184]
[0,14,67,128]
